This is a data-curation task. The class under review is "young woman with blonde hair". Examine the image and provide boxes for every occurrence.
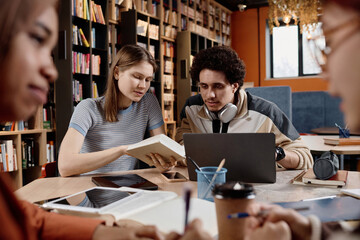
[58,45,178,176]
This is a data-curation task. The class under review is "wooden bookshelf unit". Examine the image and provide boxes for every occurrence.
[0,108,55,189]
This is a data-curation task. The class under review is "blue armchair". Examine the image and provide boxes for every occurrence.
[246,86,292,121]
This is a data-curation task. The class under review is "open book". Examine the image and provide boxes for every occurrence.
[44,187,217,236]
[127,134,185,166]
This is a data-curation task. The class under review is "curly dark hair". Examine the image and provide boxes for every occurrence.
[190,46,246,88]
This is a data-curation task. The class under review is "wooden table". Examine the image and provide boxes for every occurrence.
[15,168,360,204]
[311,127,360,136]
[301,135,360,169]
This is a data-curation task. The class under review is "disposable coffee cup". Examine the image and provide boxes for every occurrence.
[213,182,255,240]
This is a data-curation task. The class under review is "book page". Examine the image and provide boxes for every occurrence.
[127,134,185,166]
[123,197,218,236]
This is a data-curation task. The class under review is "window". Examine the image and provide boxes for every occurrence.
[269,22,324,78]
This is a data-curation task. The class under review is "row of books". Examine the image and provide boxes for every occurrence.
[73,79,83,102]
[73,79,100,102]
[149,24,159,40]
[191,0,206,11]
[221,11,231,24]
[73,25,90,47]
[163,75,174,90]
[72,0,90,20]
[92,81,100,98]
[164,60,174,74]
[72,0,106,24]
[46,141,55,164]
[163,25,177,39]
[21,139,37,169]
[164,109,174,121]
[0,139,56,171]
[0,121,29,131]
[137,20,159,40]
[0,140,17,172]
[163,93,175,105]
[72,52,102,75]
[136,0,158,16]
[163,42,175,58]
[222,23,230,35]
[108,27,120,44]
[163,9,177,26]
[181,3,195,19]
[73,26,99,49]
[91,28,97,48]
[92,55,102,75]
[0,122,16,131]
[43,105,55,130]
[72,51,90,74]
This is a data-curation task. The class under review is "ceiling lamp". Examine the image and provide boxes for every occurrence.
[268,0,322,33]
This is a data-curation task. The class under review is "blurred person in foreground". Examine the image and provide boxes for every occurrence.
[172,0,360,239]
[0,0,208,239]
[245,0,360,239]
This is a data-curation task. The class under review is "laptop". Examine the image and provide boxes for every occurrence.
[183,133,276,183]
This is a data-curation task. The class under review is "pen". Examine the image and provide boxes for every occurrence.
[187,156,211,184]
[227,206,310,219]
[335,123,349,138]
[187,156,201,171]
[302,195,336,201]
[183,184,192,233]
[200,158,226,199]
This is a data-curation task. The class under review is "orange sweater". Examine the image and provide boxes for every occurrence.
[0,173,103,240]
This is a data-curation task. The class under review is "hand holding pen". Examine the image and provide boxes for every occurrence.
[233,203,312,240]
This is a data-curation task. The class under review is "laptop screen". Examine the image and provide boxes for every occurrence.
[183,133,276,183]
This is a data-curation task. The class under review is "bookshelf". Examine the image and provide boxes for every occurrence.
[160,0,178,139]
[179,0,231,45]
[120,9,163,108]
[55,0,109,153]
[0,108,55,189]
[120,1,178,138]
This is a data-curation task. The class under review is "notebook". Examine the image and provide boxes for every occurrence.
[302,169,348,187]
[276,196,360,222]
[183,133,276,183]
[43,186,218,235]
[341,189,360,199]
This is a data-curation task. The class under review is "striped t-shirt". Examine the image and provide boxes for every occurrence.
[69,93,164,174]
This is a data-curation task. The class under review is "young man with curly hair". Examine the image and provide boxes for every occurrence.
[175,46,312,170]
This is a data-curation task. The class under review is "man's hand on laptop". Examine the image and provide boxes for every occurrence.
[147,153,177,172]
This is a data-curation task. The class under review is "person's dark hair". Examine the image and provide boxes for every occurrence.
[104,44,158,122]
[190,46,246,89]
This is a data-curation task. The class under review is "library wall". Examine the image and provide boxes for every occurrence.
[231,9,259,86]
[231,6,328,92]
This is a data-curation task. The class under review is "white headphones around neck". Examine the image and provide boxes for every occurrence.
[204,103,238,123]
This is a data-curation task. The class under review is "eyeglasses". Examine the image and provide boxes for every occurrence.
[307,18,360,72]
